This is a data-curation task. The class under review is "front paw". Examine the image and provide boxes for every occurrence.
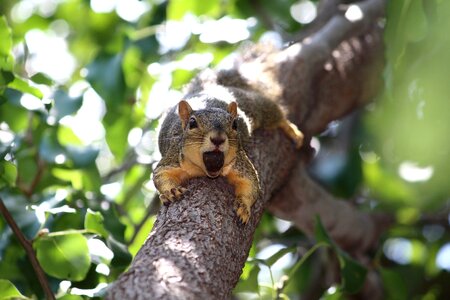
[234,198,251,225]
[160,186,187,205]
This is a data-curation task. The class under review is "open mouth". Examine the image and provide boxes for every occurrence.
[202,150,225,178]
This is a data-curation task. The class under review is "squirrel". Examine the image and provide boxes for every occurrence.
[153,69,303,224]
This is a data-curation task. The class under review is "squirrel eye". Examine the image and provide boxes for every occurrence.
[232,119,238,130]
[188,117,198,129]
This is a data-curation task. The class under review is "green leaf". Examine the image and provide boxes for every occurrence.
[103,107,133,160]
[122,46,143,89]
[0,16,14,71]
[380,268,408,300]
[30,72,53,85]
[39,130,66,164]
[314,215,333,245]
[39,129,99,168]
[404,0,428,42]
[8,77,43,99]
[337,251,367,294]
[0,17,12,57]
[58,125,82,146]
[52,90,83,121]
[0,95,6,105]
[84,209,109,238]
[86,53,126,105]
[264,246,296,266]
[0,70,14,86]
[0,279,28,300]
[57,294,84,300]
[314,217,367,294]
[107,236,132,270]
[283,242,328,292]
[0,191,41,240]
[168,0,221,20]
[65,145,99,168]
[0,161,17,187]
[34,232,91,281]
[234,264,260,294]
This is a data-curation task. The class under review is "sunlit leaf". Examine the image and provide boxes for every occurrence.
[362,161,414,207]
[404,0,428,42]
[57,294,84,300]
[0,16,14,71]
[0,279,29,300]
[234,264,260,294]
[52,168,83,190]
[85,209,109,238]
[58,125,83,146]
[172,69,195,90]
[0,161,17,187]
[168,0,221,20]
[8,77,43,100]
[0,90,28,131]
[80,166,102,192]
[34,232,91,281]
[321,287,344,300]
[122,46,143,89]
[0,17,12,56]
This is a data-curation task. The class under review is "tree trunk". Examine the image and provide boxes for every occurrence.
[106,0,386,298]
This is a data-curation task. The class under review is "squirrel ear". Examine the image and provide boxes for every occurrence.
[227,101,238,118]
[178,100,192,129]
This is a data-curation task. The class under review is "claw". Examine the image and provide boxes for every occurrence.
[159,186,187,205]
[234,199,250,224]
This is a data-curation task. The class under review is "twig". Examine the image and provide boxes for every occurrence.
[102,151,137,183]
[0,198,55,300]
[17,157,45,198]
[17,112,46,197]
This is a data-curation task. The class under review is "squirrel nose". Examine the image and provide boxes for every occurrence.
[210,136,225,146]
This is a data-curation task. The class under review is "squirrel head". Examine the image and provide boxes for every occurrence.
[178,100,238,178]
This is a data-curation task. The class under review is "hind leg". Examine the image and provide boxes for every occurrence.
[278,119,304,149]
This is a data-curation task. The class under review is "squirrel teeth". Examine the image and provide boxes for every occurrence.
[203,151,225,177]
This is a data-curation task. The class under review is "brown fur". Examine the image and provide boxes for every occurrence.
[153,69,303,224]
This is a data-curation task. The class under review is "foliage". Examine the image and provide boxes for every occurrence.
[0,0,449,299]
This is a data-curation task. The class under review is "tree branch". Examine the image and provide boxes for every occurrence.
[268,161,378,255]
[107,0,386,298]
[0,198,55,300]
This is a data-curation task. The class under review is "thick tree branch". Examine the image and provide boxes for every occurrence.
[107,0,386,298]
[268,162,377,254]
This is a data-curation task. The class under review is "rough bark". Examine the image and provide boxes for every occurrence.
[107,0,386,299]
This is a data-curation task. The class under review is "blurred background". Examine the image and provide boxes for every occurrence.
[0,0,449,299]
